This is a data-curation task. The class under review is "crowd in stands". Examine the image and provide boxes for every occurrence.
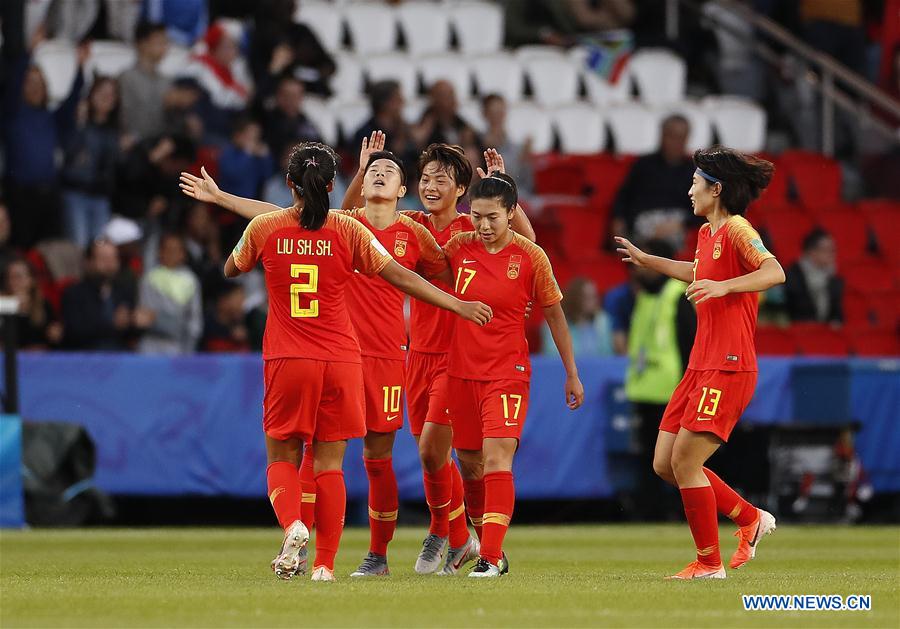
[0,0,897,356]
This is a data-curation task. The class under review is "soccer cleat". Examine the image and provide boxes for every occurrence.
[665,560,726,580]
[311,566,335,582]
[468,557,503,578]
[438,536,480,575]
[350,552,389,577]
[271,520,309,580]
[730,508,777,569]
[414,534,448,574]
[297,546,308,576]
[498,552,510,575]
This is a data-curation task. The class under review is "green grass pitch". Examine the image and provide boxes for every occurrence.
[2,524,898,628]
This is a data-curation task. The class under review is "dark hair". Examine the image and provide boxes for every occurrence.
[86,76,119,127]
[365,150,407,182]
[230,114,258,137]
[802,227,832,252]
[417,143,474,197]
[661,113,689,132]
[287,142,338,230]
[692,145,774,215]
[369,80,401,115]
[86,237,117,261]
[469,171,517,210]
[134,21,167,43]
[561,276,598,323]
[481,93,504,109]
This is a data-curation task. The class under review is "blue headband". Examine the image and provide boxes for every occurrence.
[695,168,723,186]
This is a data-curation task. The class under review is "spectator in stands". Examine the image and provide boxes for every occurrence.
[250,0,336,98]
[137,232,202,354]
[414,80,478,152]
[218,117,274,201]
[502,0,634,47]
[61,77,120,249]
[201,281,250,352]
[1,257,63,349]
[800,0,866,77]
[141,0,208,47]
[353,80,418,174]
[115,134,196,223]
[162,77,206,143]
[785,228,844,324]
[61,238,137,350]
[603,277,634,356]
[541,277,613,356]
[119,21,171,141]
[263,76,321,160]
[3,28,88,248]
[610,114,697,250]
[0,201,14,272]
[182,202,223,288]
[480,94,534,200]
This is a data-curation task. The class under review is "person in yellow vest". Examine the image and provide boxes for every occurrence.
[624,239,696,520]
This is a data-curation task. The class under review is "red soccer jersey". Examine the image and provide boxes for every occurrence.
[232,209,392,362]
[444,232,562,381]
[688,215,775,372]
[402,211,475,354]
[344,209,448,360]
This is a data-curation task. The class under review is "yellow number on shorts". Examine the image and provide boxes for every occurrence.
[382,386,402,414]
[501,394,523,420]
[455,267,477,295]
[697,387,722,416]
[290,264,319,318]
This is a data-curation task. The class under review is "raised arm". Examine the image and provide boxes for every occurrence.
[180,166,282,219]
[543,302,585,409]
[341,130,385,210]
[379,259,492,325]
[478,148,536,242]
[615,236,695,283]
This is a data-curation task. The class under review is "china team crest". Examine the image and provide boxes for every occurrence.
[713,239,722,260]
[394,232,408,257]
[507,254,522,279]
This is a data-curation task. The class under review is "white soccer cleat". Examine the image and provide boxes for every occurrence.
[271,520,309,580]
[414,534,448,574]
[468,557,503,578]
[311,566,335,582]
[438,536,480,575]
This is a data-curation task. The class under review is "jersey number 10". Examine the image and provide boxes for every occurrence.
[290,264,319,318]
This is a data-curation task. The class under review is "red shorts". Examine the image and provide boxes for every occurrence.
[447,377,530,451]
[405,350,451,436]
[263,358,366,442]
[659,369,758,442]
[362,355,405,433]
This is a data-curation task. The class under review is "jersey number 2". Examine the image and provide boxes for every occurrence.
[290,264,319,318]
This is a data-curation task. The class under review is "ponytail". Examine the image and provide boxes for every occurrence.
[286,142,339,231]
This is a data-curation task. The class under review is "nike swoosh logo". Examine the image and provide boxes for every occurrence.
[386,415,399,422]
[462,259,476,264]
[504,420,518,427]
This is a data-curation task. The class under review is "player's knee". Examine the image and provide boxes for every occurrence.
[652,457,675,483]
[418,440,444,473]
[456,451,483,480]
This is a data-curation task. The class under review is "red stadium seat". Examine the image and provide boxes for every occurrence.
[780,150,842,209]
[755,326,797,355]
[840,260,896,294]
[843,288,875,327]
[849,328,900,356]
[756,207,814,267]
[568,253,629,295]
[533,154,586,196]
[753,154,789,209]
[581,153,635,214]
[554,205,607,259]
[791,322,850,356]
[858,200,900,260]
[867,292,900,330]
[816,208,872,262]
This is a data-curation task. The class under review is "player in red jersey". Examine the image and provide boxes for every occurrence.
[217,142,492,582]
[343,141,537,574]
[441,172,584,577]
[615,146,785,580]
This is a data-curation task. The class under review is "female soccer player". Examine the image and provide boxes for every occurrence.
[443,172,584,577]
[615,146,785,580]
[220,142,492,582]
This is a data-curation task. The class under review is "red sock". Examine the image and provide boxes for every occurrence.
[423,462,452,538]
[313,470,346,571]
[448,460,469,548]
[680,486,722,568]
[266,461,301,531]
[299,446,316,529]
[365,457,398,556]
[463,477,485,541]
[480,471,515,565]
[703,468,757,527]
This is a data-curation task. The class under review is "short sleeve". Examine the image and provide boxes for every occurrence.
[441,233,466,261]
[529,245,563,307]
[410,223,449,279]
[338,216,392,276]
[232,216,266,272]
[728,218,775,271]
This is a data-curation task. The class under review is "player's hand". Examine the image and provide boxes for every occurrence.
[524,300,534,319]
[614,236,648,267]
[476,148,506,179]
[180,166,220,204]
[457,300,493,326]
[358,130,386,172]
[565,375,584,410]
[686,279,729,305]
